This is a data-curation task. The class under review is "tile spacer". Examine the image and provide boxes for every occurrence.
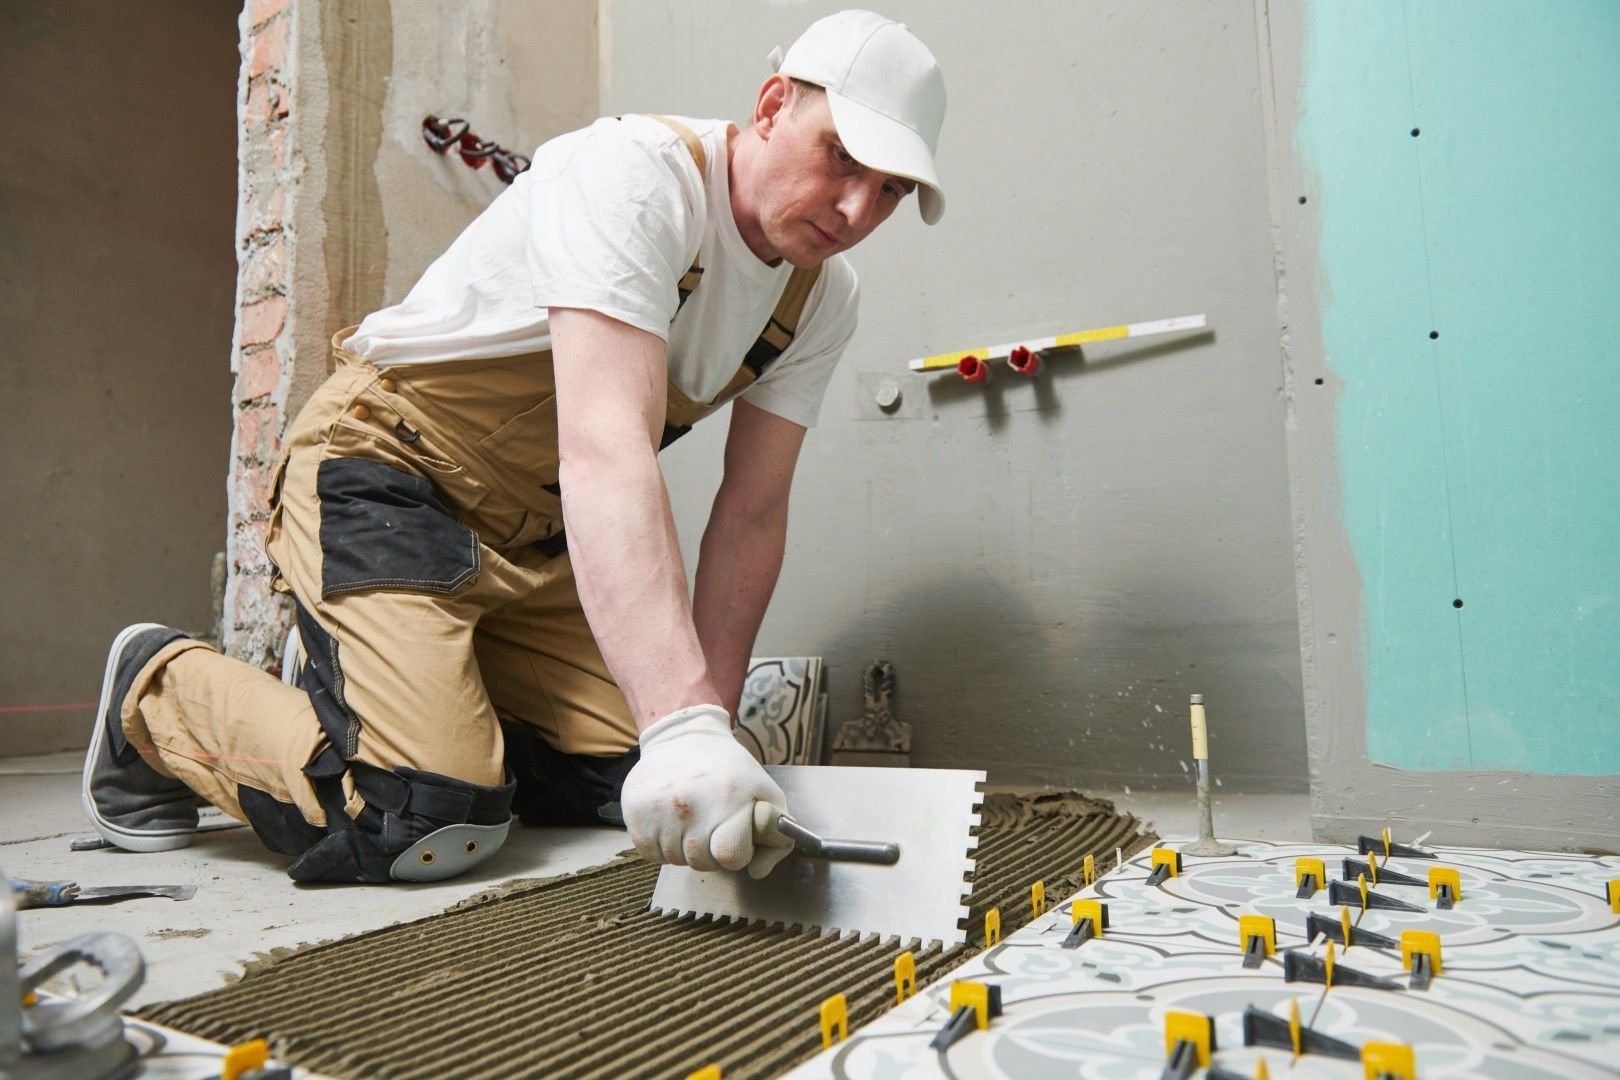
[894,950,916,1004]
[1239,913,1276,968]
[1360,1041,1416,1079]
[1146,847,1183,886]
[1427,866,1461,909]
[1063,899,1108,949]
[819,992,848,1049]
[1295,857,1326,899]
[1163,1010,1217,1078]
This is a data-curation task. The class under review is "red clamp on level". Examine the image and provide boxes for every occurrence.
[957,355,990,383]
[1006,345,1042,375]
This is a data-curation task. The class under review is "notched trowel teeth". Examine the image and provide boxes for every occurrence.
[651,766,987,947]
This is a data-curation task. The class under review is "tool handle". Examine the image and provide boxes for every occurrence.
[757,809,901,865]
[10,879,80,909]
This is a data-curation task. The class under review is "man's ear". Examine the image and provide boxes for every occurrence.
[754,74,791,138]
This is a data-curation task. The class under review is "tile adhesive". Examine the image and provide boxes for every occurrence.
[138,791,1152,1078]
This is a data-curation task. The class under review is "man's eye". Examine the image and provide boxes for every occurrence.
[883,183,903,199]
[833,146,854,164]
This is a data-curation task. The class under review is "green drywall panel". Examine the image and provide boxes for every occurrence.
[1300,1,1620,774]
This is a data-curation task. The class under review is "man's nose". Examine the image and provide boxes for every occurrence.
[835,178,882,232]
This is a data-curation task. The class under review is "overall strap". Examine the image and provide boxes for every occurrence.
[645,114,707,310]
[645,113,707,176]
[745,265,820,377]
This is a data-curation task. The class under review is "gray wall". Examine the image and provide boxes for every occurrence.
[0,3,237,756]
[605,0,1307,791]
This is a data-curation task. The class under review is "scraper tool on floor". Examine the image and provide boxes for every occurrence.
[651,765,984,946]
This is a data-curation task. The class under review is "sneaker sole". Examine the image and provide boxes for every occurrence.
[82,622,197,852]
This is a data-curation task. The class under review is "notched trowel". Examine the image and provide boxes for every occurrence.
[650,766,985,947]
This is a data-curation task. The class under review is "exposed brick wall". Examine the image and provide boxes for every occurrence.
[225,0,295,671]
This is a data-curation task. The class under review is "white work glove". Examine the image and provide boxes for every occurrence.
[621,704,796,879]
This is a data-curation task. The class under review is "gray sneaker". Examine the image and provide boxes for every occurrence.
[81,623,199,852]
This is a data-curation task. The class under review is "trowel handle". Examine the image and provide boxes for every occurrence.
[753,804,901,865]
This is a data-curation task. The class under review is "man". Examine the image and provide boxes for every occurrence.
[83,10,946,884]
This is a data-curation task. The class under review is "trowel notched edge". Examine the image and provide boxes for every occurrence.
[650,767,986,948]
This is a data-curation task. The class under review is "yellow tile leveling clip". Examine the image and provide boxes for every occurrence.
[1428,866,1462,909]
[1146,847,1183,886]
[1064,899,1108,949]
[1031,880,1047,918]
[1295,857,1326,898]
[1361,1041,1417,1079]
[819,992,847,1049]
[1163,1010,1216,1076]
[221,1040,270,1080]
[894,950,916,1004]
[929,979,1003,1051]
[1401,930,1442,990]
[1239,913,1276,968]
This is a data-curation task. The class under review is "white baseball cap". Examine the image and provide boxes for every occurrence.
[769,10,947,224]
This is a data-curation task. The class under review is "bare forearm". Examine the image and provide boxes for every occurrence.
[692,501,788,715]
[561,449,720,730]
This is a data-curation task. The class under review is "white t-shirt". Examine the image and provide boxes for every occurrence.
[343,115,859,429]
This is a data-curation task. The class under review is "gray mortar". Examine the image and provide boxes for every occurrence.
[139,792,1154,1079]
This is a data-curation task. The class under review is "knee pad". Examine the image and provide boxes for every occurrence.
[389,820,512,882]
[283,749,515,884]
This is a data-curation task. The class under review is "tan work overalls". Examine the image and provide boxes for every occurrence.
[120,116,821,881]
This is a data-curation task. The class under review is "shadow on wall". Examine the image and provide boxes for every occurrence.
[816,503,1302,794]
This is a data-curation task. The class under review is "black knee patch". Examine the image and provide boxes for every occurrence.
[285,748,515,884]
[238,783,324,856]
[292,603,362,758]
[502,720,639,827]
[316,457,480,598]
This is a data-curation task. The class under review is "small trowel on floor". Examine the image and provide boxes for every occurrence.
[650,765,984,946]
[10,879,196,910]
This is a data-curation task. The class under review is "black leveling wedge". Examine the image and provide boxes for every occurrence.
[1357,834,1435,860]
[1305,911,1398,949]
[1408,950,1435,991]
[1328,879,1426,913]
[1243,1004,1361,1061]
[1284,949,1403,991]
[1062,919,1096,949]
[1342,858,1426,888]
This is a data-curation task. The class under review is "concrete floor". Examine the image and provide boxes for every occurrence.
[2,751,1311,1010]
